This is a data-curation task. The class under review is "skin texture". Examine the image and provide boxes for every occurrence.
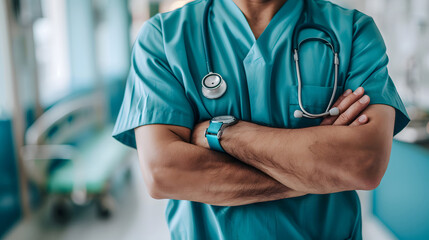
[135,122,306,206]
[191,88,395,195]
[232,0,288,39]
[135,88,377,205]
[199,104,393,193]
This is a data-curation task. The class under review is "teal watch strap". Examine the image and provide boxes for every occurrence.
[205,121,225,152]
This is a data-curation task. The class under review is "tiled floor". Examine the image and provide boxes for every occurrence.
[6,154,396,240]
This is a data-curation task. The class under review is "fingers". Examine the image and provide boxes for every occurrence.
[320,89,352,125]
[334,89,352,107]
[320,87,365,125]
[349,114,368,126]
[333,94,370,125]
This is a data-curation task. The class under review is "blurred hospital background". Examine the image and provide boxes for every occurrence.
[0,0,428,239]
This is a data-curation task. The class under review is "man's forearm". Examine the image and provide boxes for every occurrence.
[220,105,395,194]
[135,126,305,206]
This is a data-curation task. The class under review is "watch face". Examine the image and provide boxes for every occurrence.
[212,115,237,124]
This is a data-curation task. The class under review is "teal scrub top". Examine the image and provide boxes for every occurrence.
[113,0,410,239]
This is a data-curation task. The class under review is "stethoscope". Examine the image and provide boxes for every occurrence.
[200,0,340,119]
[201,0,226,100]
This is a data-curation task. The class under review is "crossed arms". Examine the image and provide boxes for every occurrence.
[135,87,395,206]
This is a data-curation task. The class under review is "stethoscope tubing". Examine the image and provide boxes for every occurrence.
[294,42,339,118]
[201,0,341,119]
[202,0,213,73]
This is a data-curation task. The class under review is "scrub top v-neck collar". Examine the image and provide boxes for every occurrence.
[214,0,303,61]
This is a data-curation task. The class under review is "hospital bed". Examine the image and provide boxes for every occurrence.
[21,92,132,222]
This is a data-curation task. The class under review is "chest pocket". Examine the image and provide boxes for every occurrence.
[287,85,343,128]
[297,29,339,87]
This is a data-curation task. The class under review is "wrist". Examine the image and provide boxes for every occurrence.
[220,120,245,152]
[205,116,238,152]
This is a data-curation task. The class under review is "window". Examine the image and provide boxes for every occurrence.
[33,0,71,105]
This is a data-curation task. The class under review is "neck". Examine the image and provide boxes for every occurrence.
[233,0,288,39]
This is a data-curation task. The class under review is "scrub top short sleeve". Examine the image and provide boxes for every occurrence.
[344,13,409,135]
[112,18,195,148]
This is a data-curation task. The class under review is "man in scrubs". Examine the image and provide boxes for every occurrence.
[113,0,409,239]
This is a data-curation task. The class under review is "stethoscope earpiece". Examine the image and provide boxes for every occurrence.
[294,107,339,119]
[294,110,304,118]
[329,107,339,116]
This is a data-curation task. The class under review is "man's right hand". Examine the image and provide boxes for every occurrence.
[320,87,370,126]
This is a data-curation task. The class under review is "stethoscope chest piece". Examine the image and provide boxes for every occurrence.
[202,72,227,99]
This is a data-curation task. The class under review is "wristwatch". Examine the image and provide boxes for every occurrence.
[205,115,238,152]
